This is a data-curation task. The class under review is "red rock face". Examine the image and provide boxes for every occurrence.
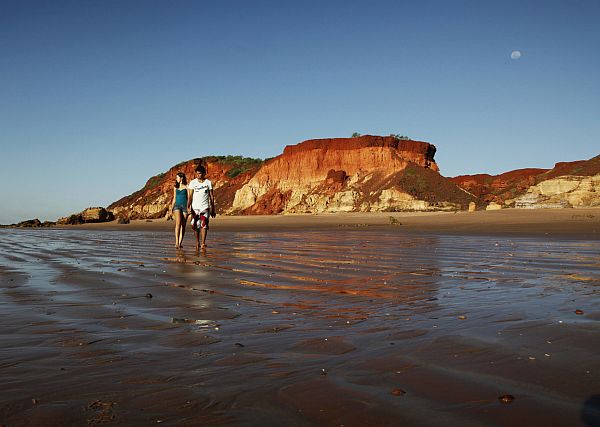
[231,136,473,214]
[282,135,438,171]
[450,169,547,204]
[79,138,600,219]
[108,136,476,218]
[241,136,437,193]
[450,155,600,205]
[540,155,600,180]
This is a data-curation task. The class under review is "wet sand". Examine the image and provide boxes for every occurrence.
[1,222,600,426]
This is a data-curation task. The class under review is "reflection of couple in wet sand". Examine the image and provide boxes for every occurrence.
[170,164,216,250]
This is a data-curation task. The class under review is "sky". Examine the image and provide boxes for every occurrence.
[1,0,599,223]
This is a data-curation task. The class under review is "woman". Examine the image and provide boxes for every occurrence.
[170,172,189,248]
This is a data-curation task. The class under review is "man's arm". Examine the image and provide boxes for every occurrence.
[209,189,216,217]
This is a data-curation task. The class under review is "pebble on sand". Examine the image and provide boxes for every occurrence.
[499,394,515,404]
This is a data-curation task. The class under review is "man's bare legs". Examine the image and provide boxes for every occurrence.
[193,227,208,250]
[201,228,208,248]
[194,227,200,250]
[193,228,208,249]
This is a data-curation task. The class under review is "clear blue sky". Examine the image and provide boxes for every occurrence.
[1,0,598,223]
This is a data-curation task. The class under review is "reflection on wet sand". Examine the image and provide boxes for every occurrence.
[0,229,599,426]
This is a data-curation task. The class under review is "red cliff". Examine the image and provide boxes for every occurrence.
[108,135,474,218]
[231,135,473,214]
[450,155,600,207]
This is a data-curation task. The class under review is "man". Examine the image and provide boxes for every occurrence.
[187,165,216,249]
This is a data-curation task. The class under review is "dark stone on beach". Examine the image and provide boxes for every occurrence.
[235,343,245,347]
[145,293,153,299]
[117,217,130,224]
[389,216,402,225]
[575,309,584,315]
[391,388,406,396]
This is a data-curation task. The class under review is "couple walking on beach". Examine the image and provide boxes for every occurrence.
[170,164,215,250]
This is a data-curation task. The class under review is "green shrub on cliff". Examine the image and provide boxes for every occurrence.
[204,155,264,178]
[145,173,165,188]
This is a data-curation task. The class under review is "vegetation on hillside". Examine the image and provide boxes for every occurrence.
[398,164,475,206]
[204,155,265,178]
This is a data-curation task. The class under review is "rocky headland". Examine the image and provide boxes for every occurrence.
[106,136,600,220]
[108,135,476,220]
[451,154,600,209]
[5,136,598,227]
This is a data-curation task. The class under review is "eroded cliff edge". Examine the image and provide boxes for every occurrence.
[107,135,600,220]
[109,135,474,219]
[450,155,600,209]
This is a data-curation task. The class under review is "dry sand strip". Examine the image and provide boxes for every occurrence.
[57,209,600,237]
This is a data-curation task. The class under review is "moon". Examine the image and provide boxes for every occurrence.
[511,50,522,60]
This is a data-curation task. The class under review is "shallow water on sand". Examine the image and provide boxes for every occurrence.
[1,229,599,426]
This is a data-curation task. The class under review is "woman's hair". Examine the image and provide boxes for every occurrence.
[174,172,187,188]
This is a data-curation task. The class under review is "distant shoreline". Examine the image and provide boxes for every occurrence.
[36,208,600,238]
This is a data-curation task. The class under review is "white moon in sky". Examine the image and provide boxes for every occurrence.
[511,50,522,60]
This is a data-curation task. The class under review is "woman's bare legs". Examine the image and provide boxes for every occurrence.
[174,210,182,248]
[178,212,187,248]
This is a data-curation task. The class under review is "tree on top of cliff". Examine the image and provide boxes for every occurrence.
[390,134,410,140]
[351,132,361,137]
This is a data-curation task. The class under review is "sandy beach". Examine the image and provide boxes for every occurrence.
[1,210,600,426]
[65,208,600,237]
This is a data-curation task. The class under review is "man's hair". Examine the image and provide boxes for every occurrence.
[195,165,206,174]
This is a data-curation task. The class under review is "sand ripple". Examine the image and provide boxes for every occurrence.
[1,229,599,426]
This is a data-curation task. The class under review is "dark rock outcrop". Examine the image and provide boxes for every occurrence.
[57,207,114,225]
